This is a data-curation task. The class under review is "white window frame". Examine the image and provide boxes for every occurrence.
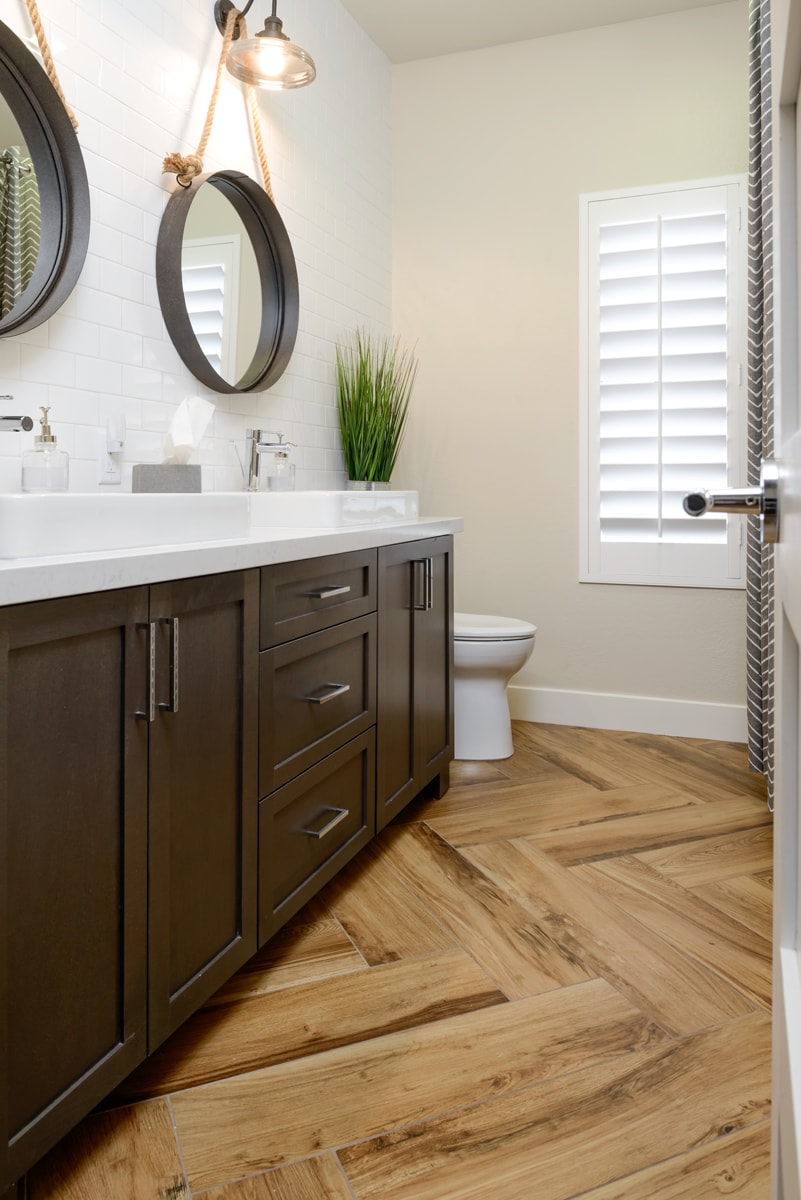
[579,176,747,589]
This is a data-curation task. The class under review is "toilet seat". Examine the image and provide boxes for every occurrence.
[454,612,537,641]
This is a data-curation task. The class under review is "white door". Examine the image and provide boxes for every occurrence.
[773,0,801,1195]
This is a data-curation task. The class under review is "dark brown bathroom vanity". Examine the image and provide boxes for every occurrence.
[0,519,457,1192]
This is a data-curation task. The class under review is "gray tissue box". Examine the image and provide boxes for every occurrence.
[132,464,201,493]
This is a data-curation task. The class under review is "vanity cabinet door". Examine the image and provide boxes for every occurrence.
[376,536,453,830]
[413,539,454,783]
[0,588,149,1190]
[147,570,259,1051]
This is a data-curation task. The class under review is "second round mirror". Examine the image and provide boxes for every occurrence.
[157,170,299,394]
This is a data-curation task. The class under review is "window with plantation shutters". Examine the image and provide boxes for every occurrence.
[579,178,747,588]
[181,235,240,381]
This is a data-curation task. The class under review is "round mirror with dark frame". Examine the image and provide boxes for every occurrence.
[0,18,90,336]
[156,170,299,394]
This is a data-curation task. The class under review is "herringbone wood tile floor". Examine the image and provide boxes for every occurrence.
[29,722,772,1199]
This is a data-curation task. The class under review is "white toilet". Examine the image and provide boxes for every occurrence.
[453,613,537,761]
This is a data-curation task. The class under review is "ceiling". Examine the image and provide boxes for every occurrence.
[337,0,737,64]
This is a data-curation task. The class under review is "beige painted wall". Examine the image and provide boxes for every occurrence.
[392,2,749,712]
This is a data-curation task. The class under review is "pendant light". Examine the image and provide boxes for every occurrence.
[213,0,316,90]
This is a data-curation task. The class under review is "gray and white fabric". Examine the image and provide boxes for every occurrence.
[0,145,40,319]
[746,0,774,800]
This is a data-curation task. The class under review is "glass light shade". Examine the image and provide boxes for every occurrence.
[227,34,316,89]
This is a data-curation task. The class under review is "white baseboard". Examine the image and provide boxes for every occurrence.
[508,684,747,743]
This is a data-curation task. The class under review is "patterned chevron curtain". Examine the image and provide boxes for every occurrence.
[746,0,774,800]
[0,146,41,319]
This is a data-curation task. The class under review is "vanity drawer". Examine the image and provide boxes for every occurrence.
[260,549,377,648]
[259,613,376,795]
[258,730,375,941]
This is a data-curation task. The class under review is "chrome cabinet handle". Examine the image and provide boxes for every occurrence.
[303,807,349,839]
[135,621,156,722]
[304,681,351,704]
[306,584,351,599]
[412,558,433,610]
[683,459,779,544]
[413,559,426,610]
[158,616,180,713]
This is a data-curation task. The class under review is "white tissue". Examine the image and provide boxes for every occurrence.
[162,397,215,465]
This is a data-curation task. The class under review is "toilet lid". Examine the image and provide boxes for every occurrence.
[454,612,537,640]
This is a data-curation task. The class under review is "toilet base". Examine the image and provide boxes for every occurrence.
[453,675,515,761]
[452,616,536,762]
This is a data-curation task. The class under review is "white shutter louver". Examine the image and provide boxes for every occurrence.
[181,235,241,383]
[182,263,227,374]
[581,179,746,588]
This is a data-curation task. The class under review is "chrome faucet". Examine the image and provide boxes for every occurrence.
[0,402,33,433]
[245,429,294,491]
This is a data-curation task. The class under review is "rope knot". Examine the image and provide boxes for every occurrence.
[162,152,205,188]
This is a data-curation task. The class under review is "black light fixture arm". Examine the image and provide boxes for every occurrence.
[214,0,288,42]
[213,0,256,41]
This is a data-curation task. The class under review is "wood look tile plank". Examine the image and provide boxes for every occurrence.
[171,978,668,1191]
[449,759,521,787]
[692,874,774,942]
[402,773,597,824]
[204,919,365,1007]
[573,856,772,1010]
[616,732,770,803]
[464,839,755,1034]
[424,781,696,848]
[449,740,570,787]
[570,1122,770,1200]
[337,1012,771,1200]
[199,1155,354,1200]
[27,1099,185,1200]
[319,844,455,964]
[115,949,505,1102]
[692,737,763,774]
[637,824,774,887]
[526,795,770,865]
[507,721,648,789]
[375,822,594,997]
[404,737,571,821]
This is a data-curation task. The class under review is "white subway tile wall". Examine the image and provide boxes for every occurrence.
[1,0,391,493]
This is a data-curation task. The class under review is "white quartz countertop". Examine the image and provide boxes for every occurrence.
[0,516,464,607]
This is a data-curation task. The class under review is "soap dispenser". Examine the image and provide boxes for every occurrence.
[22,406,69,492]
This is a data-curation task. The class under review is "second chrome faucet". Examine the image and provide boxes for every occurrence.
[245,429,296,491]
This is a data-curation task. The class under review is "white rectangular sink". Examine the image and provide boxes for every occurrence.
[0,492,251,559]
[248,489,419,528]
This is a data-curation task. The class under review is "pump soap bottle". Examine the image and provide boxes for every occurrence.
[22,407,69,492]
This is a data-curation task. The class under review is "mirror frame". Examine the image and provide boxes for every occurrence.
[156,170,300,394]
[0,19,90,336]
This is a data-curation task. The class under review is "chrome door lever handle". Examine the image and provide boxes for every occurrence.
[683,459,779,544]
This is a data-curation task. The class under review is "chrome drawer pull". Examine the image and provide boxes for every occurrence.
[304,682,351,704]
[306,584,351,599]
[303,807,349,839]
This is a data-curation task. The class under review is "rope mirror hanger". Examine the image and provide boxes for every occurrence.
[158,6,301,393]
[163,5,275,201]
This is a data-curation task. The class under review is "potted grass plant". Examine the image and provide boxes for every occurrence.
[335,329,418,488]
